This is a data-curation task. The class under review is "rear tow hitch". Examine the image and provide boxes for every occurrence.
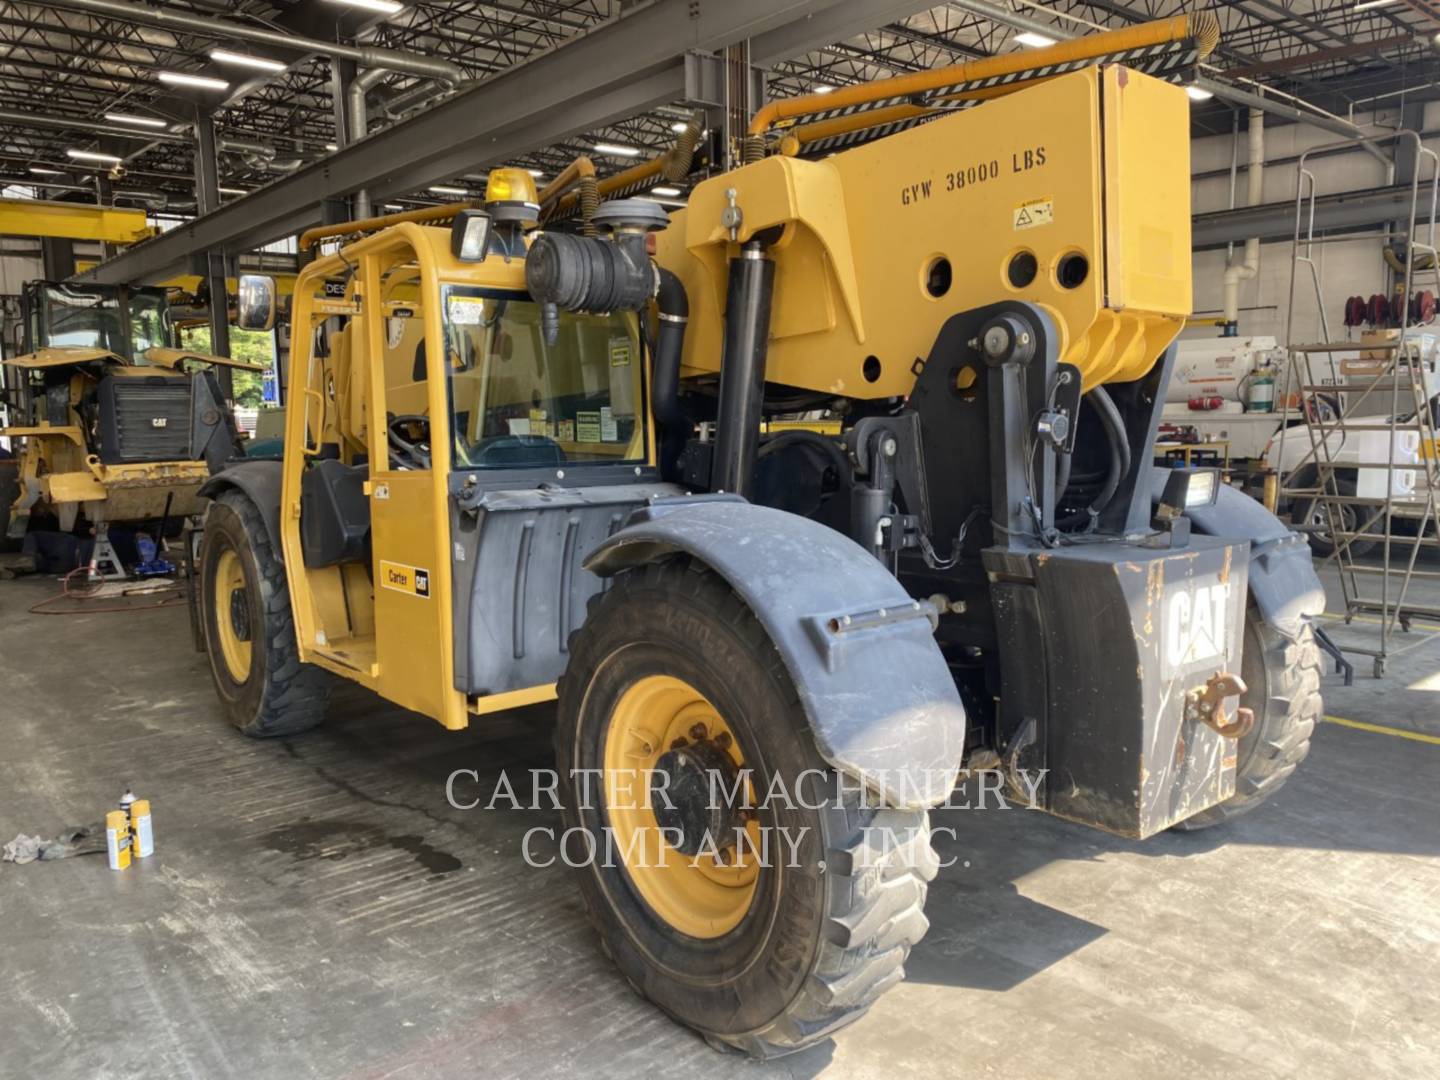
[1185,672,1254,739]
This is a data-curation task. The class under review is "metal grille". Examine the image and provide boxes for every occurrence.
[108,381,192,462]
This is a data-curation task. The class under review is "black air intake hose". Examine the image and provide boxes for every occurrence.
[525,230,656,315]
[653,268,687,430]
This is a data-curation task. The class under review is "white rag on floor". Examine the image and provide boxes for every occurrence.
[2,834,44,865]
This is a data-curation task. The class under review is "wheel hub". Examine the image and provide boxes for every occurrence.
[229,587,251,641]
[650,738,745,856]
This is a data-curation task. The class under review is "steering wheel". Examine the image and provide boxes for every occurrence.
[387,413,432,469]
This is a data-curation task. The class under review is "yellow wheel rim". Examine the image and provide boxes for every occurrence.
[213,548,252,683]
[603,674,760,939]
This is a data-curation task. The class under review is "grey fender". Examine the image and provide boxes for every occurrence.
[199,459,283,552]
[584,498,967,810]
[1151,468,1324,638]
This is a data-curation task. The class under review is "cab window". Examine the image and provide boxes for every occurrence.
[439,285,646,470]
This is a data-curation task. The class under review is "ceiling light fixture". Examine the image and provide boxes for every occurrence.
[323,0,405,14]
[105,112,167,128]
[651,186,682,197]
[158,71,230,91]
[526,169,544,178]
[66,148,123,163]
[1186,85,1214,102]
[1013,31,1056,48]
[218,186,246,195]
[29,165,64,175]
[1354,0,1402,9]
[325,142,338,151]
[812,84,836,94]
[594,142,642,157]
[670,121,689,132]
[210,49,287,73]
[429,185,468,196]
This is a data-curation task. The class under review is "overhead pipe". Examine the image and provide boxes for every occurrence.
[1191,77,1389,166]
[1222,109,1263,331]
[346,67,392,219]
[33,0,464,84]
[0,108,274,157]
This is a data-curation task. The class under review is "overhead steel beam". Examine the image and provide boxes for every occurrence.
[1192,184,1417,249]
[75,0,940,286]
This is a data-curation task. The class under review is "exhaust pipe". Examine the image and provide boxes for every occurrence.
[712,242,775,497]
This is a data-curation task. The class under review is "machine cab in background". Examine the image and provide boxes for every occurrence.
[266,190,661,731]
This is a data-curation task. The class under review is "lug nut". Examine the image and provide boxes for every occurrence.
[670,737,688,750]
[715,732,732,750]
[688,723,708,740]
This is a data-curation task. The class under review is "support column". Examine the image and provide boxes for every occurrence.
[194,109,232,394]
[41,237,75,279]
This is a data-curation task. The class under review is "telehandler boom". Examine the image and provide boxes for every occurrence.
[197,17,1323,1057]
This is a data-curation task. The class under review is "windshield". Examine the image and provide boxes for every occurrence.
[39,284,170,360]
[439,285,646,470]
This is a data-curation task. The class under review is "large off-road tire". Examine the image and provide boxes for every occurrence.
[199,492,329,737]
[1175,604,1321,830]
[555,557,938,1058]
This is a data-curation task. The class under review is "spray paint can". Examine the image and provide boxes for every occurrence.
[105,810,132,871]
[130,798,154,858]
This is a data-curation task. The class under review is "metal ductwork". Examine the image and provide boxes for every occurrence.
[32,0,464,84]
[1222,109,1263,329]
[346,67,393,218]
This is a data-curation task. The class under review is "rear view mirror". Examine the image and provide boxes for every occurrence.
[237,274,277,331]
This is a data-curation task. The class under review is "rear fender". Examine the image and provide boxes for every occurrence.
[1152,469,1324,638]
[585,497,966,809]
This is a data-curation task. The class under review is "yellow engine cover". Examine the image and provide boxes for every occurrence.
[655,65,1191,395]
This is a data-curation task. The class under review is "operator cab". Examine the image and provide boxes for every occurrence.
[241,170,660,727]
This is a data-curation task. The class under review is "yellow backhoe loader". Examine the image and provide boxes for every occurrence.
[1,281,260,552]
[197,16,1324,1057]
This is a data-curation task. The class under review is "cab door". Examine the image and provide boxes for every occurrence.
[359,241,466,728]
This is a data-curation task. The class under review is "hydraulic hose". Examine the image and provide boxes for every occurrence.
[1058,385,1129,530]
[652,269,688,431]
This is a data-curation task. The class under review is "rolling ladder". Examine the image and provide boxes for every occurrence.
[1278,130,1440,677]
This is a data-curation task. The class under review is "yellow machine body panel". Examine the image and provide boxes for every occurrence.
[655,66,1191,395]
[3,347,124,369]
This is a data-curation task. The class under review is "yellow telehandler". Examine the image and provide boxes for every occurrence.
[197,15,1323,1056]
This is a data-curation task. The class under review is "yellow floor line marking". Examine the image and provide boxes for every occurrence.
[1321,612,1440,632]
[1324,715,1440,745]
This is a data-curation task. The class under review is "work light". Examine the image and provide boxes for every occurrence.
[450,210,492,262]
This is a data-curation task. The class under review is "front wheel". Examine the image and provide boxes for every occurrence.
[555,558,937,1057]
[199,492,330,737]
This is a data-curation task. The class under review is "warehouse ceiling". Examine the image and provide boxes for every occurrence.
[3,0,1440,217]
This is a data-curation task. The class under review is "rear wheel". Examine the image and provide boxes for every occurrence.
[1175,605,1321,830]
[556,558,937,1058]
[199,492,329,737]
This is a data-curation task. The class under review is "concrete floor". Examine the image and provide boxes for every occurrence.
[1,559,1437,1080]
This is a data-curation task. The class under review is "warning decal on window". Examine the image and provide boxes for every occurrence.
[609,337,632,367]
[1013,197,1054,230]
[381,560,431,599]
